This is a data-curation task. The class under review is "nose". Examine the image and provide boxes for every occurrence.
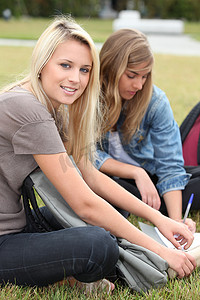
[68,68,80,83]
[133,77,143,90]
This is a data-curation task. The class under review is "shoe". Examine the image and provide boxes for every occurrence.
[81,278,115,295]
[60,277,115,295]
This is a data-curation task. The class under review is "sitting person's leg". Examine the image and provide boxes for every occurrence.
[0,226,119,287]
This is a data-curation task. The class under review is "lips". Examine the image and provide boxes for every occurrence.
[61,86,77,92]
[128,91,136,96]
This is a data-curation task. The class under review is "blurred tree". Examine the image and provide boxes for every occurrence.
[143,0,200,20]
[0,0,199,20]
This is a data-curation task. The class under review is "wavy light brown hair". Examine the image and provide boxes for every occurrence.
[1,16,101,163]
[100,28,154,142]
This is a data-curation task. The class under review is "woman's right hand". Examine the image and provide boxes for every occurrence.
[161,247,196,278]
[100,159,161,210]
[134,167,161,210]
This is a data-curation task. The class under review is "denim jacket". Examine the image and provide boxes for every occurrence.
[95,85,190,196]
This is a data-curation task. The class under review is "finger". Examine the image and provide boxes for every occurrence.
[183,259,195,277]
[177,227,194,248]
[152,198,157,209]
[169,236,184,250]
[175,235,186,244]
[185,252,197,268]
[177,260,194,278]
[142,196,148,205]
[153,197,161,210]
[170,233,192,250]
[188,221,196,234]
[175,234,183,242]
[183,233,194,250]
[183,219,196,234]
[147,197,153,208]
[177,268,185,279]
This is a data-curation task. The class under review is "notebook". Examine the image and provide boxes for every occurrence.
[139,221,200,252]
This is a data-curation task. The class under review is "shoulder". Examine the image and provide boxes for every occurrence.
[151,85,168,104]
[146,85,173,120]
[0,87,52,124]
[150,85,171,110]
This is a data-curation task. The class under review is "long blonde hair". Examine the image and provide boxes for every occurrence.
[100,28,154,142]
[1,16,101,163]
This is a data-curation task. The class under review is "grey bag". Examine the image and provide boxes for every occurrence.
[30,168,88,228]
[116,238,168,292]
[22,167,168,292]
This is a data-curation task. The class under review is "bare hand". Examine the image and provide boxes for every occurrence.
[162,247,196,278]
[134,168,161,210]
[182,218,196,234]
[155,216,194,250]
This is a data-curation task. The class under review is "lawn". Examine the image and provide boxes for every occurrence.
[0,17,113,42]
[0,17,200,299]
[0,17,200,42]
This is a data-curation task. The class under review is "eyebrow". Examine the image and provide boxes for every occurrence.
[128,70,150,76]
[59,58,92,68]
[129,71,139,75]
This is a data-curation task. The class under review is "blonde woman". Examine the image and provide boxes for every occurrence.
[0,16,118,292]
[96,28,198,230]
[0,17,196,292]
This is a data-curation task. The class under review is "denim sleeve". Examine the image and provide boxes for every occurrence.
[94,149,113,170]
[149,92,190,196]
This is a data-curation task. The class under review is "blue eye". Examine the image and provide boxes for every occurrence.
[61,63,70,69]
[80,68,89,73]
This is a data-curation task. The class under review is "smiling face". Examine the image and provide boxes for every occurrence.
[118,62,151,101]
[40,39,92,110]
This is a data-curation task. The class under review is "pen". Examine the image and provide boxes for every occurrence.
[183,193,194,223]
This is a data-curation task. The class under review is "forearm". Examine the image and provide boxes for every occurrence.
[163,190,182,220]
[33,152,164,254]
[81,162,162,225]
[100,158,140,179]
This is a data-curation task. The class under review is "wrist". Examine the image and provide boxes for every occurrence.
[130,166,145,180]
[148,210,165,227]
[163,190,182,220]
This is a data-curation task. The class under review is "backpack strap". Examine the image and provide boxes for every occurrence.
[180,102,200,143]
[198,135,200,165]
[22,174,55,232]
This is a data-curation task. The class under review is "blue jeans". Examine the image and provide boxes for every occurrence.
[0,207,119,287]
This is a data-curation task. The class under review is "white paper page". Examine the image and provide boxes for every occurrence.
[155,227,175,249]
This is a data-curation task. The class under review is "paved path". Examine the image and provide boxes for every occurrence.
[147,34,200,56]
[1,34,200,56]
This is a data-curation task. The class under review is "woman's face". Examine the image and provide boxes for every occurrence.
[40,39,92,109]
[118,62,151,101]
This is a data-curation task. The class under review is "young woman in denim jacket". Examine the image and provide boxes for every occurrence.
[96,28,198,231]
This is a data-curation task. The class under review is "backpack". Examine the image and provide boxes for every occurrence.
[22,168,168,293]
[180,102,200,166]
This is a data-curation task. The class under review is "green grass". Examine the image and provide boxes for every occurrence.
[153,54,200,125]
[0,17,199,42]
[2,266,200,299]
[0,17,113,42]
[185,21,200,41]
[1,17,200,299]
